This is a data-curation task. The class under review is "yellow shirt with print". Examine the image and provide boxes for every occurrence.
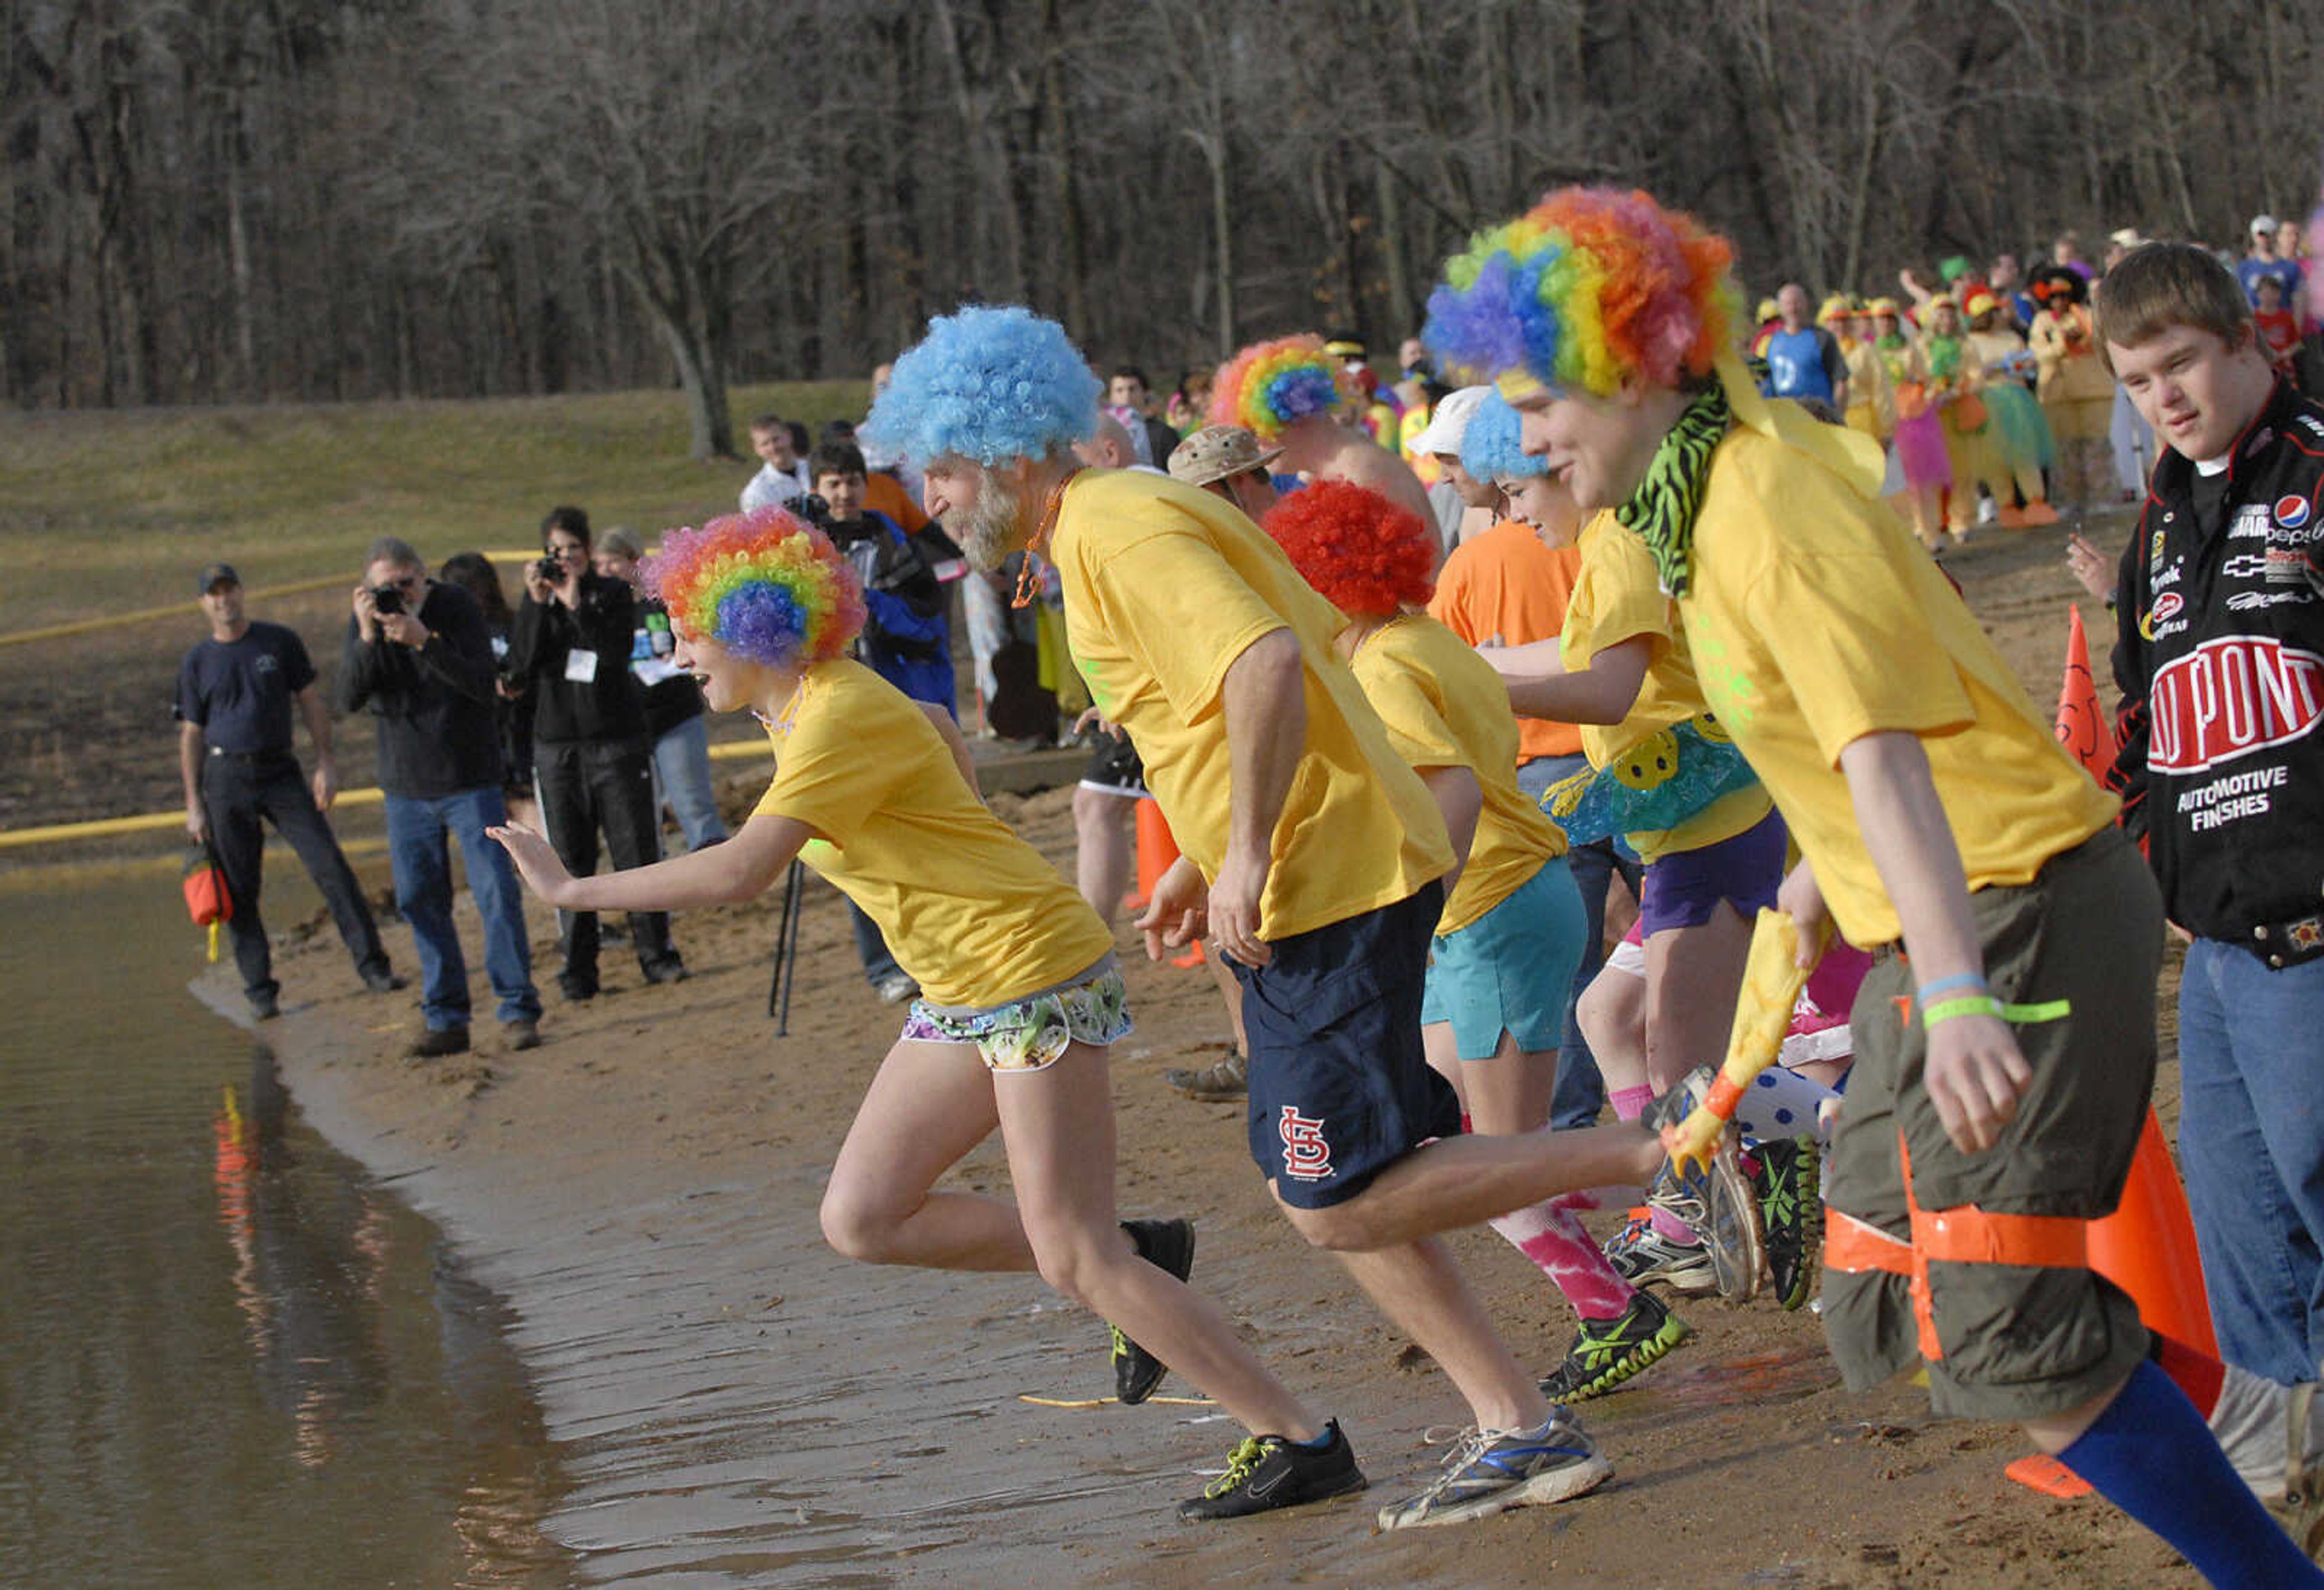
[1559,512,1774,862]
[1048,469,1453,941]
[752,658,1114,1007]
[1679,424,2118,948]
[1351,612,1563,935]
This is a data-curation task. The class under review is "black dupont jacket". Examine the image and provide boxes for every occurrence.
[2109,380,2324,966]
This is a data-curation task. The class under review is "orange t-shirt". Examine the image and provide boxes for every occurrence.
[1425,517,1584,760]
[863,471,930,533]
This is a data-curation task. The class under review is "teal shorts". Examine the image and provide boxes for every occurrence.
[1420,857,1586,1061]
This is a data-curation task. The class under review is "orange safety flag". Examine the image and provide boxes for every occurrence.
[2054,603,2116,784]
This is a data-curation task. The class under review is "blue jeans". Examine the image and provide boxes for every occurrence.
[1516,753,1643,1129]
[2178,936,2324,1384]
[385,787,541,1030]
[651,715,729,851]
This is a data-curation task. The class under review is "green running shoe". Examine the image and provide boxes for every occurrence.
[1755,1134,1821,1312]
[1112,1217,1195,1404]
[1537,1290,1690,1401]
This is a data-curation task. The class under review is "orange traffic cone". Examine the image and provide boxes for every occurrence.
[2054,603,2116,784]
[2006,1108,2218,1497]
[1122,799,1180,914]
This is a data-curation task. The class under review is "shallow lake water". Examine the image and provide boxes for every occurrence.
[0,858,570,1588]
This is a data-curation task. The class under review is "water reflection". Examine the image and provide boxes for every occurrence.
[0,861,569,1589]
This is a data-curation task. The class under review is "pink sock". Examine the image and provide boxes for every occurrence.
[1490,1202,1637,1320]
[1611,1085,1653,1122]
[1649,1205,1701,1247]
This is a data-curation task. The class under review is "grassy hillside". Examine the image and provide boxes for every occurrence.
[0,382,869,633]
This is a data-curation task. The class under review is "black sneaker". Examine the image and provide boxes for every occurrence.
[558,975,597,1003]
[1178,1419,1367,1521]
[642,957,689,986]
[1755,1136,1820,1311]
[249,990,280,1022]
[1537,1290,1690,1401]
[361,964,408,994]
[407,1026,470,1059]
[1114,1218,1195,1404]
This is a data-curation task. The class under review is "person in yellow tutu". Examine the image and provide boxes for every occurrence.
[2028,266,2116,515]
[1823,296,1894,445]
[1963,291,2058,528]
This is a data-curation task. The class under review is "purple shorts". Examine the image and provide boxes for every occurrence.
[1638,806,1787,937]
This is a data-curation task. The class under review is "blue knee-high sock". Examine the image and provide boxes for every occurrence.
[2058,1359,2323,1588]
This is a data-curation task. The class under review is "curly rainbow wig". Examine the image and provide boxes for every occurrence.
[1259,480,1435,620]
[1421,188,1742,400]
[861,304,1101,467]
[1209,334,1356,440]
[643,508,867,669]
[1458,391,1547,485]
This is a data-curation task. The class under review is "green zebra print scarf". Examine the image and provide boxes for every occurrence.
[1613,377,1732,600]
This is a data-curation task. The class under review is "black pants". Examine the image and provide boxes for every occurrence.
[534,738,677,989]
[201,751,390,1003]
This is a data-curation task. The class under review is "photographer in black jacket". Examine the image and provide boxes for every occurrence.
[342,537,543,1057]
[507,506,687,999]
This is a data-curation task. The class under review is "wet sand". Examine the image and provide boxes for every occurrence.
[232,538,2207,1590]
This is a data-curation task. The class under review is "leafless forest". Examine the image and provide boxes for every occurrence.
[8,0,2318,454]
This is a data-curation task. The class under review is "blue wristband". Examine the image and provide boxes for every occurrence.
[1915,971,1988,1008]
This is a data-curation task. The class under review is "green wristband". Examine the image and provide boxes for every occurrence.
[1921,994,2005,1030]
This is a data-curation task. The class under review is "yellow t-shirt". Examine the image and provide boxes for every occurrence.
[1558,513,1773,862]
[1679,424,2118,947]
[1350,612,1564,935]
[1048,469,1453,940]
[751,658,1114,1006]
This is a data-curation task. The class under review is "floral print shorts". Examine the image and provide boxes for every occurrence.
[899,960,1132,1072]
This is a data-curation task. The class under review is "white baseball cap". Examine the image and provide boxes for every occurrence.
[2253,214,2280,237]
[1407,385,1491,458]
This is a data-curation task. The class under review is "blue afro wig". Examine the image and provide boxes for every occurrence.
[861,305,1102,468]
[1459,391,1547,484]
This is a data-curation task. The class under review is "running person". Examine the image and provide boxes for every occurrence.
[1261,479,1686,1399]
[1464,472,1785,1300]
[867,305,1756,1530]
[1425,182,2324,1587]
[488,507,1362,1523]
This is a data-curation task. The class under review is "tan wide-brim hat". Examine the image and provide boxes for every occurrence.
[1167,424,1285,488]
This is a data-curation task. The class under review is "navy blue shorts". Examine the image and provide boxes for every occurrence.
[1231,883,1461,1210]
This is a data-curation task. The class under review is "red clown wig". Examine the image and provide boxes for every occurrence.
[1259,480,1436,620]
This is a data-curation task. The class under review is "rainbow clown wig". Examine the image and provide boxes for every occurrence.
[1259,480,1434,621]
[860,304,1101,467]
[1458,390,1548,485]
[1209,333,1356,440]
[1421,188,1743,401]
[643,508,867,669]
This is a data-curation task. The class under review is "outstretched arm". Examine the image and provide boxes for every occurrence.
[492,808,811,913]
[1504,635,1651,726]
[1840,730,2026,1155]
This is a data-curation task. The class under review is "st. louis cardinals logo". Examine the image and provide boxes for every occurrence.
[1278,1105,1334,1181]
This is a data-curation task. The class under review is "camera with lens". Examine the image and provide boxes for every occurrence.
[794,493,832,529]
[369,583,406,617]
[533,555,563,586]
